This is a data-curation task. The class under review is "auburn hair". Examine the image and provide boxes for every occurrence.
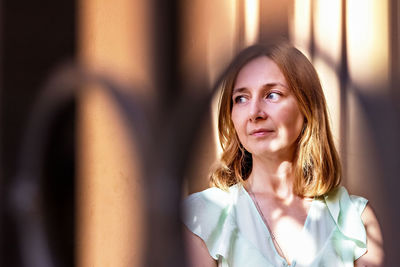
[210,42,341,197]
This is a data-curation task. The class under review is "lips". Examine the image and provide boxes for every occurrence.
[249,128,274,136]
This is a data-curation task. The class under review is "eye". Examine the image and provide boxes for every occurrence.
[266,92,281,101]
[233,95,248,104]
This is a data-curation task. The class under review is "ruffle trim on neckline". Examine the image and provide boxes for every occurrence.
[324,186,368,259]
[182,187,235,260]
[183,186,276,266]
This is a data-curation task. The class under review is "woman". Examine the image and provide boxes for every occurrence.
[183,43,384,266]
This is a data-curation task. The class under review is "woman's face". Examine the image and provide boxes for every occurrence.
[231,56,304,159]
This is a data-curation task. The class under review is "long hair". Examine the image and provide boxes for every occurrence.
[210,42,341,197]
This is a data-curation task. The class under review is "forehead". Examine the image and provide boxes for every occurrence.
[233,56,288,89]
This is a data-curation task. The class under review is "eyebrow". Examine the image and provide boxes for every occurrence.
[232,83,288,94]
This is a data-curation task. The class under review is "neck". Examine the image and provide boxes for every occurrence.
[245,154,296,200]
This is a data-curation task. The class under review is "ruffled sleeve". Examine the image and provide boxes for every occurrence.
[182,187,237,260]
[324,186,368,260]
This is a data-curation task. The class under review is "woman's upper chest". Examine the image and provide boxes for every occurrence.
[252,195,314,261]
[227,185,362,266]
[235,188,336,265]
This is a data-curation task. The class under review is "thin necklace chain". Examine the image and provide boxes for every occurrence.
[246,187,289,263]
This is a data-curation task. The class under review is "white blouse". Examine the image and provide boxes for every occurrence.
[183,184,367,267]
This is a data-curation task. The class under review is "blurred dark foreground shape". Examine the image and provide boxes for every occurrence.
[0,0,399,266]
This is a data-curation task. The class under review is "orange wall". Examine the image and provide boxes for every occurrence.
[76,0,152,266]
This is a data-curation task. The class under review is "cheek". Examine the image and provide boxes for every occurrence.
[288,110,304,137]
[278,104,304,136]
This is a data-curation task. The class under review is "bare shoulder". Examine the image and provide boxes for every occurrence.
[183,226,218,267]
[354,203,385,267]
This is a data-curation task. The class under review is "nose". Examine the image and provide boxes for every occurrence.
[249,99,267,122]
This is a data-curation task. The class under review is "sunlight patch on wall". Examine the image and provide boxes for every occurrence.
[347,0,389,91]
[290,0,311,58]
[244,0,260,46]
[314,0,342,66]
